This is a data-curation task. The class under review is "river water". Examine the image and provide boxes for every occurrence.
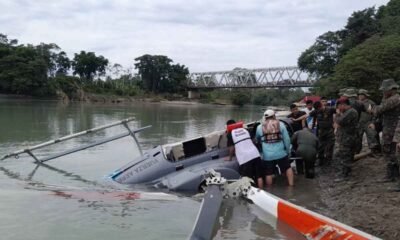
[0,98,323,240]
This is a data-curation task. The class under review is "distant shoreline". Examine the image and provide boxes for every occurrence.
[0,93,230,107]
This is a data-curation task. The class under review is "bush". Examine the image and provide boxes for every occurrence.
[54,76,80,98]
[230,91,251,106]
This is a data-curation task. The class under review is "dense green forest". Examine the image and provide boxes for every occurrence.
[298,0,400,100]
[0,34,190,99]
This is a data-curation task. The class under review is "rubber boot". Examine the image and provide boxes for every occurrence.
[305,167,315,179]
[377,164,395,183]
[392,164,399,180]
[295,158,304,175]
[388,180,400,192]
[371,147,382,157]
[304,160,315,179]
[334,167,351,183]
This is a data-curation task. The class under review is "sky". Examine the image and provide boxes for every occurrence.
[0,0,390,73]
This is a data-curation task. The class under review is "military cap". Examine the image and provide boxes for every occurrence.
[336,97,350,105]
[358,89,370,96]
[379,78,399,91]
[343,88,358,97]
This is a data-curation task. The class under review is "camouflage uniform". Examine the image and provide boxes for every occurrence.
[394,119,400,144]
[343,89,365,154]
[373,79,400,182]
[333,108,359,173]
[358,96,380,152]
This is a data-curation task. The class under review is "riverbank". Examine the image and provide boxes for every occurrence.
[0,92,239,107]
[316,153,400,240]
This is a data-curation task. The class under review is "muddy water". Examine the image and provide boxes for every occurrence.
[0,98,323,240]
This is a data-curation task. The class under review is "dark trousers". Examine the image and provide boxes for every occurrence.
[317,129,334,165]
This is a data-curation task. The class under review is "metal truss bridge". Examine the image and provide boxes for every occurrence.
[187,67,317,89]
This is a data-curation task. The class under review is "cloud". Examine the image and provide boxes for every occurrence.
[0,0,390,72]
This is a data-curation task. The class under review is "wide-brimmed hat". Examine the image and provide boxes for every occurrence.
[264,109,275,118]
[379,78,399,91]
[338,88,347,96]
[358,89,370,96]
[343,88,358,97]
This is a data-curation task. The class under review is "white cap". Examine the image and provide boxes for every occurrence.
[264,109,275,118]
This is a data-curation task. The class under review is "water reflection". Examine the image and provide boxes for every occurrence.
[0,99,260,148]
[0,98,323,240]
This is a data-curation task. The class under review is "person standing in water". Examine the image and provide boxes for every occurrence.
[256,110,294,187]
[226,120,263,188]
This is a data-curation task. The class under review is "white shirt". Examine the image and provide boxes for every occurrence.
[231,128,260,165]
[302,107,314,129]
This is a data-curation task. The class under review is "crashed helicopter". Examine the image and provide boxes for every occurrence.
[2,117,283,191]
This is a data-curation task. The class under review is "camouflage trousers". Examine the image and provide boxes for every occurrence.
[333,140,356,169]
[383,142,398,168]
[356,123,380,153]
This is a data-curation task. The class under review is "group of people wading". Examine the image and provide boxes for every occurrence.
[225,78,400,191]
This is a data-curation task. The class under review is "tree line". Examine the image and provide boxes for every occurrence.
[0,34,189,98]
[0,33,303,107]
[298,0,400,101]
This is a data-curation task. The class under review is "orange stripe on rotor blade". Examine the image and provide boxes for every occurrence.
[277,201,370,240]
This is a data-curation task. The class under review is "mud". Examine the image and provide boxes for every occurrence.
[316,152,400,240]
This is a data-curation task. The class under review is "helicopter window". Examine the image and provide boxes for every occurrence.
[183,137,207,158]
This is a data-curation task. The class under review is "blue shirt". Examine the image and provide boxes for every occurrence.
[256,122,291,161]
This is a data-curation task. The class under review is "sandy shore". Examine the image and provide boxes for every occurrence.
[316,152,400,240]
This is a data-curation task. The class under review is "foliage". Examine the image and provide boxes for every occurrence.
[331,35,400,101]
[134,54,188,93]
[72,51,108,81]
[53,75,80,98]
[298,31,343,78]
[252,88,305,106]
[299,0,400,99]
[340,7,380,54]
[230,90,251,106]
[199,88,305,106]
[0,36,52,96]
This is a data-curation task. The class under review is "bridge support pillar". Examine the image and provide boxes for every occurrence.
[188,90,200,99]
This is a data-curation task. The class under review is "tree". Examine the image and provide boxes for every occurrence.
[55,51,71,76]
[298,7,381,78]
[134,54,173,93]
[72,51,108,81]
[332,35,400,100]
[378,0,400,35]
[35,43,60,76]
[340,7,380,54]
[0,37,51,96]
[161,63,189,93]
[298,31,343,78]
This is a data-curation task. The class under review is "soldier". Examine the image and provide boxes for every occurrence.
[392,119,400,191]
[333,98,359,181]
[370,79,400,183]
[357,89,380,154]
[309,99,336,166]
[342,88,366,154]
[291,128,319,178]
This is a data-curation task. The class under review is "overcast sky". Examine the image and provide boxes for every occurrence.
[0,0,390,72]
